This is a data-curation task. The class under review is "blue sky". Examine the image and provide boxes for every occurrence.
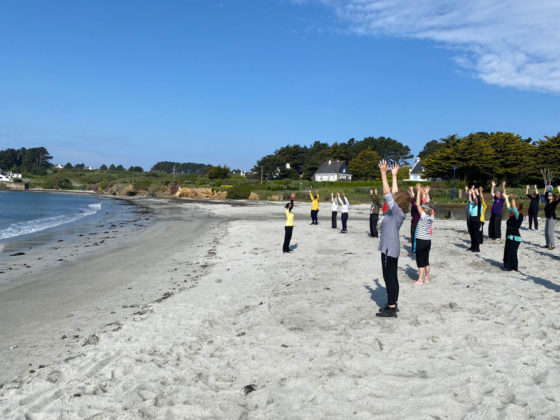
[1,0,559,170]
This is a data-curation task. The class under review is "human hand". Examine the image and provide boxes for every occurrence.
[416,183,422,191]
[534,184,537,189]
[374,188,378,194]
[502,181,506,187]
[378,160,388,174]
[391,163,400,175]
[369,189,373,195]
[491,180,496,187]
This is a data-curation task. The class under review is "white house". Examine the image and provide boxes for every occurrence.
[55,164,64,169]
[314,160,352,182]
[407,158,427,181]
[0,173,12,182]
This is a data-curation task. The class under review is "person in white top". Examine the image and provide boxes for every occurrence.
[330,193,338,229]
[337,192,350,233]
[413,184,435,285]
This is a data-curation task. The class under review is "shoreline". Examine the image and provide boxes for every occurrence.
[0,198,229,384]
[1,200,559,418]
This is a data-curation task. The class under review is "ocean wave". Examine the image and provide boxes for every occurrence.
[0,202,102,241]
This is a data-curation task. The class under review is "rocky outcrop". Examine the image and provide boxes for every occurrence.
[175,187,227,200]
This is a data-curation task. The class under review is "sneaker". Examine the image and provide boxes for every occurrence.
[376,307,397,318]
[379,305,399,312]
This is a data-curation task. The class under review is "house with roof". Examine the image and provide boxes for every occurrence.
[407,157,433,181]
[314,160,352,182]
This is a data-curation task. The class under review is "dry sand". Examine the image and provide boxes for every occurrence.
[1,199,559,419]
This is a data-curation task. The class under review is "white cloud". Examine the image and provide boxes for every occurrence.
[313,0,560,93]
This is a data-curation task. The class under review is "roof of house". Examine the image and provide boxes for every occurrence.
[315,160,351,174]
[410,158,424,175]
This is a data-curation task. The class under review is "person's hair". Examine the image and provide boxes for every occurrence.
[517,202,524,211]
[532,192,538,199]
[394,191,410,213]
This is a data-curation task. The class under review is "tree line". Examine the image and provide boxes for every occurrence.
[0,147,52,174]
[420,132,560,185]
[252,136,413,180]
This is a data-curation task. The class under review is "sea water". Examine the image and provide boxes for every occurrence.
[0,191,140,254]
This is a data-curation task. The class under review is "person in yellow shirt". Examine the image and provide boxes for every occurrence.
[478,186,487,245]
[309,188,320,225]
[283,197,295,253]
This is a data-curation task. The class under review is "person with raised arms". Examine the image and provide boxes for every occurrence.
[337,192,350,233]
[544,186,560,250]
[503,192,524,271]
[308,188,320,225]
[283,194,295,253]
[413,184,435,285]
[330,192,338,229]
[488,181,506,240]
[526,184,540,231]
[376,160,409,318]
[369,188,381,238]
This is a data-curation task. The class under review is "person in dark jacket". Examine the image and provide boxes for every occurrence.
[369,188,381,237]
[526,184,540,231]
[488,180,506,240]
[503,193,523,271]
[544,186,560,250]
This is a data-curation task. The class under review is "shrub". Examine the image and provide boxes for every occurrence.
[42,173,73,189]
[134,179,153,190]
[227,184,254,199]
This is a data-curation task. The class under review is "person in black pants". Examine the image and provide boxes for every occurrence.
[503,192,523,271]
[283,197,295,253]
[526,184,540,231]
[369,188,381,237]
[467,186,482,252]
[488,180,506,240]
[330,193,338,229]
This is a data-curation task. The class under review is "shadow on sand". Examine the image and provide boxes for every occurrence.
[364,279,386,308]
[477,255,560,292]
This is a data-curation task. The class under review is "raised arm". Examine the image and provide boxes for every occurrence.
[415,184,423,215]
[526,185,529,196]
[534,184,538,195]
[343,192,349,206]
[391,163,399,194]
[379,160,391,195]
[424,185,431,203]
[503,191,510,209]
[502,181,507,197]
[309,190,314,201]
[337,192,343,205]
[491,180,496,196]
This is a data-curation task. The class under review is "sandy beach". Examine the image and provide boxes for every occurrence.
[1,198,559,419]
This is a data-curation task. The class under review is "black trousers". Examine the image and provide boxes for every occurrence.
[283,226,293,252]
[469,218,481,251]
[478,221,484,244]
[528,211,538,230]
[488,213,502,239]
[331,211,337,228]
[341,212,348,231]
[381,253,399,306]
[310,209,318,224]
[370,213,379,237]
[415,238,431,268]
[503,238,520,271]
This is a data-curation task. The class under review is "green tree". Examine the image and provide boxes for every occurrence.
[99,164,108,171]
[418,140,444,159]
[349,149,381,180]
[64,162,73,169]
[537,133,560,180]
[208,165,231,179]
